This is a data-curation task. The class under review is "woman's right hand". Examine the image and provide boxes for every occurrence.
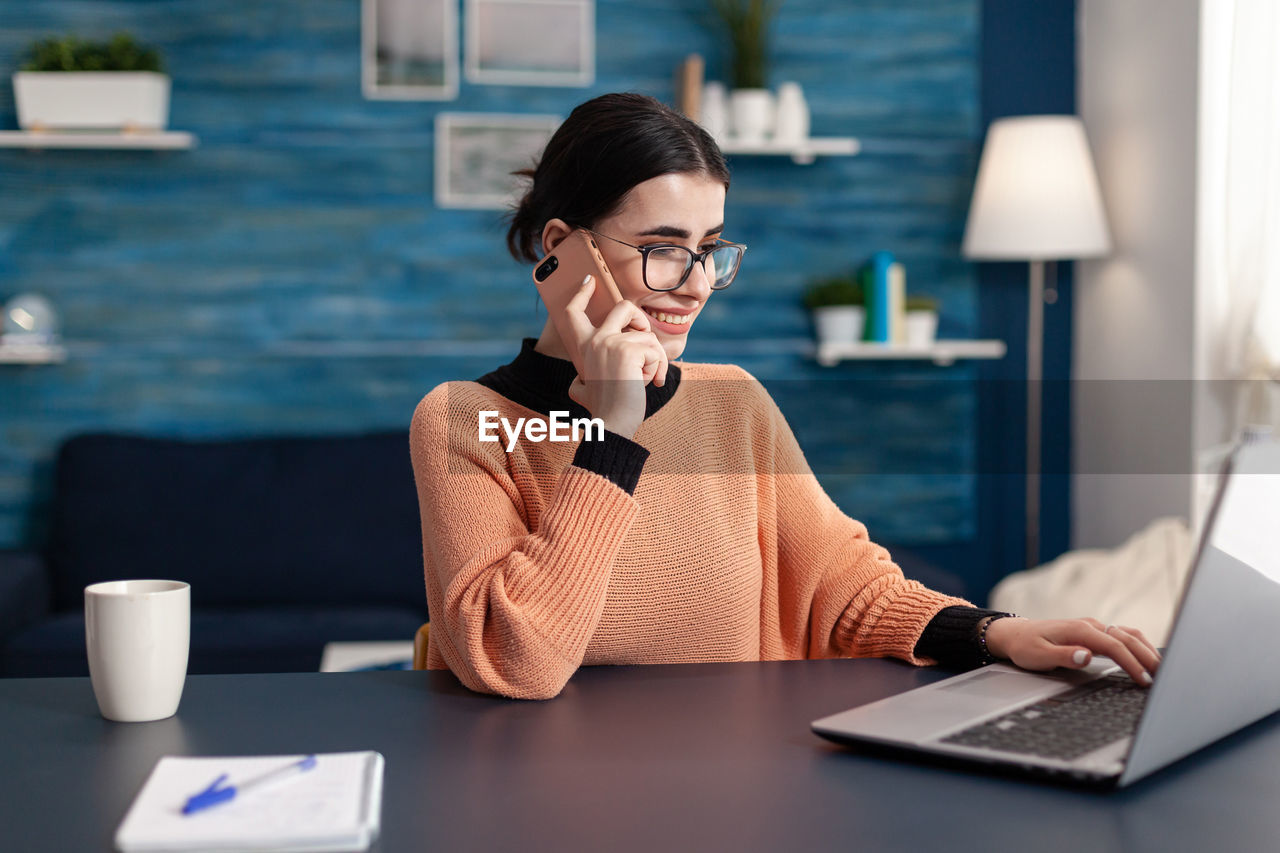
[562,275,668,439]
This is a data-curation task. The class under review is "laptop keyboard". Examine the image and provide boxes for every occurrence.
[939,674,1150,761]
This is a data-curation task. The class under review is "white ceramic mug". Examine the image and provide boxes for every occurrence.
[85,580,190,722]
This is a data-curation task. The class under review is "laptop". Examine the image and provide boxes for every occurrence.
[812,439,1280,788]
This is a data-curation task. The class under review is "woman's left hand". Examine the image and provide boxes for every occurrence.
[983,617,1162,686]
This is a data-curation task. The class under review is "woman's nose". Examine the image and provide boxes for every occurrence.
[678,259,714,299]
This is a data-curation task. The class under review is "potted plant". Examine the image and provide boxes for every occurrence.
[710,0,779,144]
[904,295,940,347]
[803,275,865,346]
[13,33,169,131]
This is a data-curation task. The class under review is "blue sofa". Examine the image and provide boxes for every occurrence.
[0,432,968,678]
[0,432,429,677]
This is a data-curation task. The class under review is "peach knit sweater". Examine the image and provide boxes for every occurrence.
[410,357,971,700]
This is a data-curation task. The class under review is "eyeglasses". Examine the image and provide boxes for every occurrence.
[584,229,747,292]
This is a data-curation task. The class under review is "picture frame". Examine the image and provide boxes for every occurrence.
[362,0,459,100]
[434,113,560,209]
[464,0,594,87]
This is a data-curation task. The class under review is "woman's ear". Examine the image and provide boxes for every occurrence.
[540,219,573,257]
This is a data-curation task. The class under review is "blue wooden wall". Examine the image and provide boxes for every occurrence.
[0,0,1020,593]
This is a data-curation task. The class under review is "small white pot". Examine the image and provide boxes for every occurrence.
[904,310,939,347]
[773,81,810,146]
[13,71,171,130]
[812,306,865,345]
[700,81,729,142]
[730,88,774,144]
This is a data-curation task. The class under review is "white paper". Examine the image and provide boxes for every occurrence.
[115,751,384,852]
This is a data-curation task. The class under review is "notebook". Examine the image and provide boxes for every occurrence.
[115,751,384,852]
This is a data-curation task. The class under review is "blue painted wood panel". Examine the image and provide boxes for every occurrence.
[0,0,983,555]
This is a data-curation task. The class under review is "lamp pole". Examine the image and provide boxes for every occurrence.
[1026,259,1045,569]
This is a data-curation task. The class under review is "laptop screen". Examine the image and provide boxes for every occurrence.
[1208,460,1280,583]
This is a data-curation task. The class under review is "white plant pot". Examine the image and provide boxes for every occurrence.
[730,88,774,144]
[13,71,171,130]
[812,306,865,346]
[904,310,939,347]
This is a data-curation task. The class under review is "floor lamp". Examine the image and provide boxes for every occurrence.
[963,116,1111,569]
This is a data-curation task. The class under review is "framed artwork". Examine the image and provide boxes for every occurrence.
[362,0,459,100]
[464,0,594,87]
[434,113,560,209]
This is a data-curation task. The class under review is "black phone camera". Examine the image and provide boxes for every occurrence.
[534,256,559,282]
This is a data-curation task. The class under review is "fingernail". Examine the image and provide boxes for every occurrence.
[1072,650,1089,665]
[1140,671,1153,685]
[581,275,592,285]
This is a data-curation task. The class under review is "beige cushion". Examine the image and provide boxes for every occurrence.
[990,518,1193,645]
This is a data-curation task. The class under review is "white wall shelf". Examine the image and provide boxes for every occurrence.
[717,136,860,165]
[0,130,196,150]
[815,339,1006,367]
[0,340,67,364]
[0,338,1004,368]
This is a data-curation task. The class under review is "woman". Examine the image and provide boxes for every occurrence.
[410,93,1161,700]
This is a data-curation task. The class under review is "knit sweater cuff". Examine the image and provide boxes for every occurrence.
[913,605,1010,670]
[571,429,649,495]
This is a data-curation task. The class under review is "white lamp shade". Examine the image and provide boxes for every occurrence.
[963,115,1112,260]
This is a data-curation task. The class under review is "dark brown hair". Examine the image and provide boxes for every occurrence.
[506,92,731,263]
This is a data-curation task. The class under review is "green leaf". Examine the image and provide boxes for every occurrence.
[803,275,865,309]
[707,0,779,89]
[18,32,164,72]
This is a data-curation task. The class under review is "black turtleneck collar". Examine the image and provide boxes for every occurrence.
[475,338,682,420]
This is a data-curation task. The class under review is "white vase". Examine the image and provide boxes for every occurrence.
[700,81,729,142]
[2,292,60,344]
[904,310,939,347]
[12,71,170,130]
[812,306,865,345]
[730,88,774,144]
[773,82,810,146]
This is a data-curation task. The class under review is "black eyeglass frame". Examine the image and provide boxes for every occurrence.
[581,228,748,292]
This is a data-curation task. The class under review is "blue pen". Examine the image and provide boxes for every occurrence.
[182,755,318,815]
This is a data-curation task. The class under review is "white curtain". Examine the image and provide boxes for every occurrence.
[1201,0,1280,428]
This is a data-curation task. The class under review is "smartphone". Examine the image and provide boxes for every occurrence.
[531,229,624,374]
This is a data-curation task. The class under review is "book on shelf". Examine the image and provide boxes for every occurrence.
[860,251,906,344]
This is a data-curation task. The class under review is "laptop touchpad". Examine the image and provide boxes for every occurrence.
[937,669,1056,699]
[812,666,1082,744]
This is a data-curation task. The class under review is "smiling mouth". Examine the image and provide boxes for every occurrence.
[643,307,694,327]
